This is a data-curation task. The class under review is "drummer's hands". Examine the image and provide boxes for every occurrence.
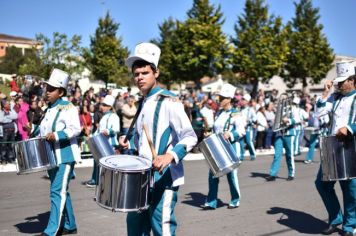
[322,80,333,99]
[282,116,289,124]
[336,127,348,138]
[101,129,109,136]
[223,131,231,140]
[118,136,129,149]
[45,132,56,142]
[153,153,174,173]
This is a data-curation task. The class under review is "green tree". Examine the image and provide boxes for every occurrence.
[152,17,178,88]
[230,0,289,97]
[283,0,334,89]
[18,49,42,76]
[156,0,229,87]
[35,32,86,79]
[0,46,24,74]
[85,12,129,87]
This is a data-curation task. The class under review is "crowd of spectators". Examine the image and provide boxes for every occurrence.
[0,74,321,164]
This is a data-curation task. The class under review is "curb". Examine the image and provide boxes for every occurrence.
[0,148,309,173]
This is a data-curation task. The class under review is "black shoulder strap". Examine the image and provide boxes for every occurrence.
[123,98,144,143]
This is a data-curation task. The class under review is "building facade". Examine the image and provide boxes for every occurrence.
[0,33,41,57]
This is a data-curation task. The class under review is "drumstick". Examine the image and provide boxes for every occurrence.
[142,124,157,160]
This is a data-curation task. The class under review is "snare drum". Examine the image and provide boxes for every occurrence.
[198,133,241,178]
[87,134,115,163]
[14,137,56,175]
[320,135,356,181]
[96,155,151,212]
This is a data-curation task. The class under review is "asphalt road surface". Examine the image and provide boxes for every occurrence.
[0,151,342,236]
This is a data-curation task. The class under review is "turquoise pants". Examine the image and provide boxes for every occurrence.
[269,135,295,177]
[126,187,178,236]
[294,127,302,155]
[205,169,240,208]
[90,159,99,184]
[44,163,77,236]
[305,133,319,161]
[315,167,356,234]
[239,128,256,160]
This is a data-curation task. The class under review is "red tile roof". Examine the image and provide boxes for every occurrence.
[0,33,40,45]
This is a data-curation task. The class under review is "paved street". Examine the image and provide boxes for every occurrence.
[0,150,342,236]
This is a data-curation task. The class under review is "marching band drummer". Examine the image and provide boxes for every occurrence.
[39,69,81,236]
[314,61,356,236]
[85,94,120,188]
[119,42,197,236]
[203,83,246,210]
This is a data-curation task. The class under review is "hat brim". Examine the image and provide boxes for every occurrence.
[125,55,154,69]
[334,76,349,83]
[44,81,62,88]
[218,93,233,99]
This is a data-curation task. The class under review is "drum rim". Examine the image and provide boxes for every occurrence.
[16,137,46,144]
[99,155,152,172]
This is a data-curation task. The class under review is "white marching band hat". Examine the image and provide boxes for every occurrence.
[45,68,70,89]
[293,97,300,105]
[334,61,355,83]
[218,83,236,99]
[242,93,251,102]
[126,42,161,69]
[102,95,115,107]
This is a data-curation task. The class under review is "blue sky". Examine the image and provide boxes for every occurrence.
[2,0,356,57]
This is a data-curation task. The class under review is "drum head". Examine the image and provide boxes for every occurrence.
[99,155,151,172]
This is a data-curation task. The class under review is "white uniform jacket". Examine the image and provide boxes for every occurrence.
[133,87,197,187]
[317,90,356,135]
[214,108,246,141]
[40,99,81,164]
[241,106,257,130]
[96,111,121,147]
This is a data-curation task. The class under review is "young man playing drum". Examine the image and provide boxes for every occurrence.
[203,83,246,210]
[39,69,81,236]
[315,61,356,236]
[119,42,197,236]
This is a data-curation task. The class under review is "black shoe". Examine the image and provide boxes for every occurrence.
[227,205,239,209]
[342,231,355,236]
[321,224,339,235]
[265,176,276,181]
[286,176,294,181]
[38,233,49,236]
[202,205,215,210]
[61,228,77,235]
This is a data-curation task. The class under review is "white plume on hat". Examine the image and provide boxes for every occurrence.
[218,83,236,99]
[45,68,70,89]
[102,95,115,107]
[126,42,161,69]
[10,91,17,97]
[334,61,355,83]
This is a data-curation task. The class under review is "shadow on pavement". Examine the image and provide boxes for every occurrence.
[265,207,328,234]
[14,211,49,234]
[181,192,227,209]
[250,172,270,179]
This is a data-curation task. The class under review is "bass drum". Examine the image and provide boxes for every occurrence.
[198,133,241,178]
[320,135,356,181]
[15,137,56,174]
[96,155,151,212]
